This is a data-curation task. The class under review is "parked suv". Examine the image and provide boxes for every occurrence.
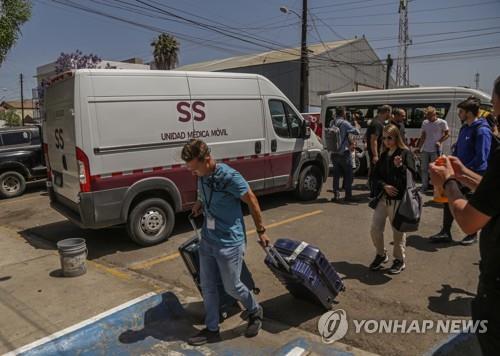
[0,126,46,198]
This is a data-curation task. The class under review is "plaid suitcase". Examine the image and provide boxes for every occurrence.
[264,238,345,309]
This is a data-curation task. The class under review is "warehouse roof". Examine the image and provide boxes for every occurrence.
[177,39,360,72]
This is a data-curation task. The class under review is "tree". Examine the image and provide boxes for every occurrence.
[0,0,32,67]
[151,33,179,70]
[0,109,21,126]
[55,50,102,73]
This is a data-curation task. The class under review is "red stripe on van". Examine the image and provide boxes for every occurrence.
[112,172,122,177]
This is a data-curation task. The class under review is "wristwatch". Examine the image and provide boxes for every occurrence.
[257,227,266,235]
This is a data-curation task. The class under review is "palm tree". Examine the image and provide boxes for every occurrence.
[151,34,179,70]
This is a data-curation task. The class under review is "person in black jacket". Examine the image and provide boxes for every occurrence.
[369,124,417,274]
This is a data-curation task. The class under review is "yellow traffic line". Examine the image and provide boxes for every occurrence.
[129,209,323,271]
[128,252,181,271]
[88,260,132,281]
[247,209,323,235]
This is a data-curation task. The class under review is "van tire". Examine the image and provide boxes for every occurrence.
[0,171,26,199]
[296,165,323,201]
[127,198,175,246]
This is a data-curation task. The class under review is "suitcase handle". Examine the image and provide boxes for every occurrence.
[188,213,202,240]
[264,245,290,272]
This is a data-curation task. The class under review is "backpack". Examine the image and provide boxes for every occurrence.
[324,119,346,154]
[392,169,422,232]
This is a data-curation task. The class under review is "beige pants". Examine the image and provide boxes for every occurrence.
[370,199,406,261]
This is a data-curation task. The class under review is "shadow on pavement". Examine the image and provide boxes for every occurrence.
[18,212,201,259]
[427,284,475,317]
[406,235,460,252]
[119,293,245,345]
[332,261,392,285]
[119,292,198,344]
[259,293,326,334]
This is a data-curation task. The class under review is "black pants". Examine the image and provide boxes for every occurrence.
[471,282,500,356]
[368,157,376,198]
[442,189,476,237]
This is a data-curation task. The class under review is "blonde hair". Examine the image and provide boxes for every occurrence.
[383,124,408,151]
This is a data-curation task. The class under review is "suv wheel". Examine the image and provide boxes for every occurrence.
[126,198,175,246]
[296,165,323,201]
[0,171,26,199]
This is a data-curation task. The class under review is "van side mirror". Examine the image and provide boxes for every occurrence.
[302,120,311,139]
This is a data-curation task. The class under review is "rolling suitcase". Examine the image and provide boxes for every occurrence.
[178,215,259,319]
[264,238,345,310]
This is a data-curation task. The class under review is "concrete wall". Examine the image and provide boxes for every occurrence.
[308,39,388,107]
[221,60,301,108]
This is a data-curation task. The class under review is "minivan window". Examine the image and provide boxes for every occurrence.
[1,131,31,146]
[326,103,451,129]
[269,100,303,139]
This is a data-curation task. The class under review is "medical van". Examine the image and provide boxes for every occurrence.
[43,69,329,245]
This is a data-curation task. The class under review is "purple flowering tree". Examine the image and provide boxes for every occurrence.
[54,50,102,73]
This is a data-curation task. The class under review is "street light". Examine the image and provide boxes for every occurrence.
[279,3,309,112]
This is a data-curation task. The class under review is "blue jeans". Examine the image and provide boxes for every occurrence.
[199,238,259,331]
[332,151,353,198]
[420,151,438,191]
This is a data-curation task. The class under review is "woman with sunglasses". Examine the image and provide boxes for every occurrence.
[369,124,417,274]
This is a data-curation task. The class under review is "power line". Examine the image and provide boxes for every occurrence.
[318,0,499,20]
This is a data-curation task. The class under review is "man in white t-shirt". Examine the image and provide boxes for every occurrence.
[415,106,450,192]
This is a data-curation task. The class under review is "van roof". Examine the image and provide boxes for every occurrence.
[75,69,265,80]
[323,87,491,101]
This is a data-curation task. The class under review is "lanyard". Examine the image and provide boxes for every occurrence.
[200,176,214,214]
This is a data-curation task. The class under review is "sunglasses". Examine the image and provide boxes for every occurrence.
[383,136,395,141]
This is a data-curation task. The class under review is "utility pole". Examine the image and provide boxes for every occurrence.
[385,54,393,89]
[20,73,24,126]
[299,0,308,112]
[475,72,480,90]
[395,0,410,87]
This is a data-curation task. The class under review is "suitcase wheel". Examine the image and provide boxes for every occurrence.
[253,287,261,295]
[220,311,228,320]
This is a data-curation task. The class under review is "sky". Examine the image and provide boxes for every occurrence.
[1,0,499,102]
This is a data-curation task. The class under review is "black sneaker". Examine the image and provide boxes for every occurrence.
[429,231,453,243]
[369,253,389,271]
[187,328,221,346]
[388,259,406,274]
[343,196,360,203]
[460,234,478,246]
[244,306,263,338]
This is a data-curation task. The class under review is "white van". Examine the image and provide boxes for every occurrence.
[321,87,493,174]
[43,69,329,245]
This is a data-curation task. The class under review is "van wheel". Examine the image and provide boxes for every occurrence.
[296,165,323,201]
[0,171,26,199]
[127,198,175,246]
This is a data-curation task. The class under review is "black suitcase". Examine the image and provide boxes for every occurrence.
[264,238,345,309]
[178,215,259,319]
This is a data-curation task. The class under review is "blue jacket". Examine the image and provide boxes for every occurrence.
[453,118,492,174]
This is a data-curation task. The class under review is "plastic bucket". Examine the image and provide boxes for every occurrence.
[57,238,87,277]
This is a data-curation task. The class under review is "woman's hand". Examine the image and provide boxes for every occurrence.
[384,185,399,197]
[394,155,403,168]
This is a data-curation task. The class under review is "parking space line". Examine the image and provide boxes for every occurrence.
[128,252,181,271]
[87,260,132,281]
[128,209,323,271]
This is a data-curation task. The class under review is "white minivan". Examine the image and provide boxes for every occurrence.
[321,87,493,174]
[43,69,329,245]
